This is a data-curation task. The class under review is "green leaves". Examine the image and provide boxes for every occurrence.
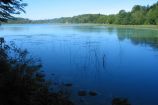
[49,2,158,25]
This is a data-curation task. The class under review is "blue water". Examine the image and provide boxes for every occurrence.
[1,24,158,105]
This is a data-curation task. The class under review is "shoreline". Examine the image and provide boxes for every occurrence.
[2,23,158,30]
[104,24,158,30]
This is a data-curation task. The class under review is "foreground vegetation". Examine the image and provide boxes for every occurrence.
[0,0,27,23]
[0,39,74,105]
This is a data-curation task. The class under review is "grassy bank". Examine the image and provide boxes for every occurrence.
[75,23,158,30]
[66,23,158,30]
[2,23,158,30]
[103,24,158,30]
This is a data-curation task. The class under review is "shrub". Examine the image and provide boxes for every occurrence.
[0,40,73,105]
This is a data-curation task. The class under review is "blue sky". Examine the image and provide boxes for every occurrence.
[20,0,158,20]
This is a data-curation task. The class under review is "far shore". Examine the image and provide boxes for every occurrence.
[103,24,158,30]
[2,23,158,30]
[75,23,158,30]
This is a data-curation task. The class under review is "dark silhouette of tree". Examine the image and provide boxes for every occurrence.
[0,0,27,22]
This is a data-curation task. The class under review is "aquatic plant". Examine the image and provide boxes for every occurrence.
[0,39,73,105]
[78,90,87,96]
[64,83,73,87]
[112,97,131,105]
[88,91,98,96]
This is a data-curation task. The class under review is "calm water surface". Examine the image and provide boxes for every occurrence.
[1,24,158,105]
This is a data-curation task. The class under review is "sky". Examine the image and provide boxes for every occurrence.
[20,0,158,20]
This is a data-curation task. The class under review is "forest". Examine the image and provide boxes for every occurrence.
[5,2,158,25]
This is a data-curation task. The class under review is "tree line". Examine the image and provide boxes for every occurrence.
[3,2,158,25]
[51,2,158,25]
[2,1,158,25]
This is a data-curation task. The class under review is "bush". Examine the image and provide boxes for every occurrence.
[0,39,73,105]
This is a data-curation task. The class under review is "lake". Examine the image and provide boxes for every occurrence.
[1,24,158,105]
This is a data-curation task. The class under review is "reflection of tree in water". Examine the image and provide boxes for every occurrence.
[0,26,28,31]
[108,27,158,50]
[66,25,107,33]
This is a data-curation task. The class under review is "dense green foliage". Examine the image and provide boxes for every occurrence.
[0,40,73,105]
[29,2,158,25]
[0,0,27,23]
[6,18,32,24]
[51,2,158,25]
[3,2,158,25]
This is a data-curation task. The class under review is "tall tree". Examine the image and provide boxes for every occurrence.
[146,5,158,25]
[115,10,131,25]
[131,5,147,24]
[0,0,27,23]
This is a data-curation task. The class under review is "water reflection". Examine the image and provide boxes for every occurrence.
[70,25,158,50]
[108,27,158,50]
[0,24,29,31]
[0,24,158,105]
